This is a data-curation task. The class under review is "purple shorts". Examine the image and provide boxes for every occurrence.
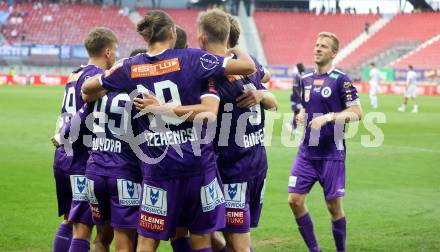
[87,174,141,229]
[54,169,72,217]
[67,175,93,225]
[288,155,345,201]
[221,170,267,233]
[137,168,226,241]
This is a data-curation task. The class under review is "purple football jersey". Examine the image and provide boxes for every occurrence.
[99,49,228,180]
[299,68,359,160]
[213,57,268,181]
[60,65,104,174]
[86,91,141,181]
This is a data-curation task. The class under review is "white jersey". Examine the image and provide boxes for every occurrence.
[406,70,417,86]
[369,68,381,85]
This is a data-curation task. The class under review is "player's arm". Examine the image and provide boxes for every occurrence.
[296,108,306,126]
[133,93,219,122]
[81,75,107,102]
[224,48,256,76]
[261,68,271,83]
[236,90,278,111]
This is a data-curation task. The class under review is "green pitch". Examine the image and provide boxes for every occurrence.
[0,85,439,252]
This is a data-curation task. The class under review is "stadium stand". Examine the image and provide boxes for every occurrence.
[2,3,144,56]
[136,7,201,48]
[253,11,379,66]
[390,35,440,68]
[339,13,440,70]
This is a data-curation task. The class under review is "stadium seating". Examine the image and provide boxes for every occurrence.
[339,13,440,70]
[2,3,144,56]
[390,37,440,69]
[136,7,201,48]
[253,11,379,66]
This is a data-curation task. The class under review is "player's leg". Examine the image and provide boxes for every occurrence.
[369,85,378,108]
[69,223,93,252]
[411,89,418,112]
[136,236,160,252]
[211,232,227,252]
[223,232,250,252]
[170,227,192,252]
[53,168,73,252]
[398,93,409,111]
[114,228,137,252]
[288,156,320,252]
[93,223,113,252]
[188,169,226,252]
[412,96,418,112]
[320,160,346,252]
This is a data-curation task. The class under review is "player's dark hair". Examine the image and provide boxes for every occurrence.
[296,63,305,74]
[175,26,188,49]
[129,48,147,57]
[370,62,375,66]
[198,9,230,44]
[408,65,413,70]
[84,27,118,57]
[137,10,175,44]
[228,14,240,48]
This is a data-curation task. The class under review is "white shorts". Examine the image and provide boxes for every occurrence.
[369,83,378,95]
[404,85,417,98]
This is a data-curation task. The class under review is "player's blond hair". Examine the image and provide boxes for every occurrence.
[318,32,339,53]
[198,9,230,44]
[228,14,240,48]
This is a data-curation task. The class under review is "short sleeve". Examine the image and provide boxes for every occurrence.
[99,60,133,93]
[188,48,227,80]
[200,78,220,101]
[338,75,360,108]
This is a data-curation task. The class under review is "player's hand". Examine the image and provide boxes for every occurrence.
[236,89,263,108]
[296,110,306,126]
[51,136,60,148]
[308,115,331,130]
[134,92,161,111]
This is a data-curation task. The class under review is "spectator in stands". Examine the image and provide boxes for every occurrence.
[11,27,17,38]
[398,65,418,113]
[364,22,370,34]
[21,30,26,42]
[368,62,381,109]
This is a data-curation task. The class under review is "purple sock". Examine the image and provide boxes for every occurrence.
[296,213,320,252]
[171,237,192,252]
[193,248,213,252]
[68,239,90,252]
[53,223,72,252]
[332,217,346,252]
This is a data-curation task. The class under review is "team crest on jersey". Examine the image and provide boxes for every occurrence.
[200,53,221,70]
[304,86,312,102]
[87,179,98,204]
[321,87,332,98]
[201,178,225,212]
[117,179,141,206]
[70,175,88,201]
[141,185,167,216]
[224,182,247,209]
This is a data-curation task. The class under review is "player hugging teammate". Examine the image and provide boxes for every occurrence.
[52,8,279,252]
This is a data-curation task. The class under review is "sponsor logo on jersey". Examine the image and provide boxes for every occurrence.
[313,79,324,85]
[117,179,141,206]
[90,204,102,221]
[141,185,167,216]
[131,58,180,78]
[226,209,245,226]
[321,86,332,98]
[288,176,297,188]
[140,212,166,232]
[201,178,225,212]
[70,175,89,201]
[224,182,247,209]
[200,53,221,70]
[329,73,340,79]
